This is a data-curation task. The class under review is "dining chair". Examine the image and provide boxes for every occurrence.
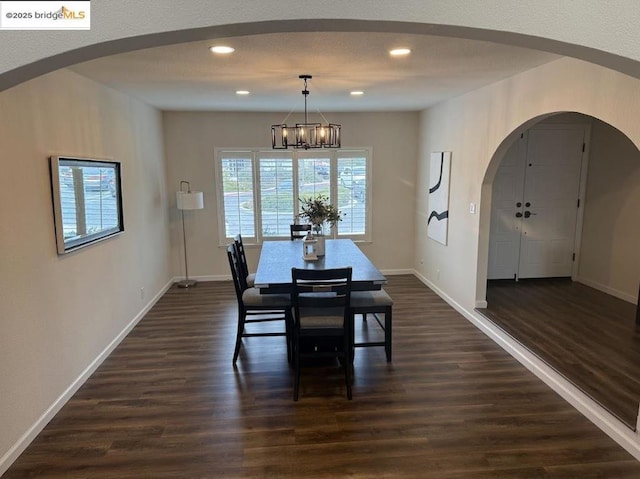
[233,234,255,287]
[291,266,353,401]
[227,243,292,364]
[290,223,311,240]
[350,289,393,362]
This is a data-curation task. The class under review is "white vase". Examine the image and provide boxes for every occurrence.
[315,235,325,256]
[312,224,326,256]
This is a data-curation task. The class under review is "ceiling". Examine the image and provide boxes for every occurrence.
[68,31,560,112]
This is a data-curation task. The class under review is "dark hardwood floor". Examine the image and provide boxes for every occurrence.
[482,278,640,429]
[5,275,640,478]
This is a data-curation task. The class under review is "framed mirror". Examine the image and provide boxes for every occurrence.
[50,156,124,254]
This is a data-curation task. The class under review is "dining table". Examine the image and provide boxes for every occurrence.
[254,239,387,294]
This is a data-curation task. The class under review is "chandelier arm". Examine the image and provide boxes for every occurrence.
[316,110,330,124]
[279,105,297,125]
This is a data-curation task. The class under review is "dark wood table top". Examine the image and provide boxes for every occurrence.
[255,239,387,293]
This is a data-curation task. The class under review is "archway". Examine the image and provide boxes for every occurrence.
[4,6,640,92]
[478,111,640,428]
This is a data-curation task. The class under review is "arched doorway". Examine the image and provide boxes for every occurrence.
[479,112,640,428]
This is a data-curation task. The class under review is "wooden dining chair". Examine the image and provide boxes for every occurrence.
[227,244,292,364]
[350,289,393,362]
[234,234,255,287]
[291,267,353,401]
[290,223,311,240]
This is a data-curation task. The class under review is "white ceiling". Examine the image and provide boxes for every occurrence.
[69,31,560,112]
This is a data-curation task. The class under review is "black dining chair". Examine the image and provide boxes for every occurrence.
[291,267,353,401]
[234,234,255,287]
[290,223,311,240]
[227,243,292,364]
[350,289,393,362]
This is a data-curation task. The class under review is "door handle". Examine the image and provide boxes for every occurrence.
[515,212,523,218]
[524,211,537,218]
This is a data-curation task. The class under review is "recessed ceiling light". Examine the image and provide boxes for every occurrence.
[350,91,364,96]
[210,45,235,54]
[389,48,411,57]
[235,90,250,95]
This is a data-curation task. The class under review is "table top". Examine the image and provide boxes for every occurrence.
[255,239,387,293]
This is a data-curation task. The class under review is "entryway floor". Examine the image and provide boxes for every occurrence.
[480,278,640,429]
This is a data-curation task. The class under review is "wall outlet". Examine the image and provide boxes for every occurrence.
[469,202,477,214]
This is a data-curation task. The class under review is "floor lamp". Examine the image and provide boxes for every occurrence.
[176,180,204,288]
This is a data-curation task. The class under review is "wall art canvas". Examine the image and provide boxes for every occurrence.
[427,151,451,245]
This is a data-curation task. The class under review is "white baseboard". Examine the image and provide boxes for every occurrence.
[0,279,174,477]
[575,276,638,305]
[172,274,230,283]
[412,269,640,461]
[380,269,414,276]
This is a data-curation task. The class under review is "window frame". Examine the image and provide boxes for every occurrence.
[215,147,372,245]
[49,156,124,254]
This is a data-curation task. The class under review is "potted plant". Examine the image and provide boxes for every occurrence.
[298,194,342,237]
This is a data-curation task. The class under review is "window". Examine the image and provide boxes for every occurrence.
[50,156,124,254]
[216,148,371,244]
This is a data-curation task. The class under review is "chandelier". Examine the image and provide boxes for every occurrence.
[271,74,341,149]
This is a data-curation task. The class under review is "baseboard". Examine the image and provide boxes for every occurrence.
[172,274,230,283]
[380,269,414,276]
[0,278,174,477]
[575,276,637,305]
[412,269,640,461]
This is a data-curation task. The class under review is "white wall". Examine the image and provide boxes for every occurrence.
[0,69,172,469]
[417,56,640,311]
[415,56,640,457]
[162,111,418,277]
[578,119,640,302]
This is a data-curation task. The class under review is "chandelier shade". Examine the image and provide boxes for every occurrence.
[271,75,341,150]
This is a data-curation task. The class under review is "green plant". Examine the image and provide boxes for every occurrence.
[298,194,342,232]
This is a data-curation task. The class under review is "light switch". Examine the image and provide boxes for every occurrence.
[469,202,476,214]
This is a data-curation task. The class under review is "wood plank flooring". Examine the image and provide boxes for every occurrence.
[481,278,640,430]
[5,275,640,478]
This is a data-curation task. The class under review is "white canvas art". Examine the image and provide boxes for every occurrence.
[427,151,451,245]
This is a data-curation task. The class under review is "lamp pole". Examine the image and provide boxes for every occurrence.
[177,180,203,288]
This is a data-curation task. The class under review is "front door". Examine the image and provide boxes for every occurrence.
[518,126,585,278]
[487,134,527,279]
[488,124,586,280]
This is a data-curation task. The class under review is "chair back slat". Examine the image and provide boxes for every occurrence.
[290,223,311,240]
[234,234,250,280]
[226,243,248,302]
[292,267,352,318]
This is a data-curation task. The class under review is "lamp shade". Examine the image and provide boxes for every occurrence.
[176,191,204,210]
